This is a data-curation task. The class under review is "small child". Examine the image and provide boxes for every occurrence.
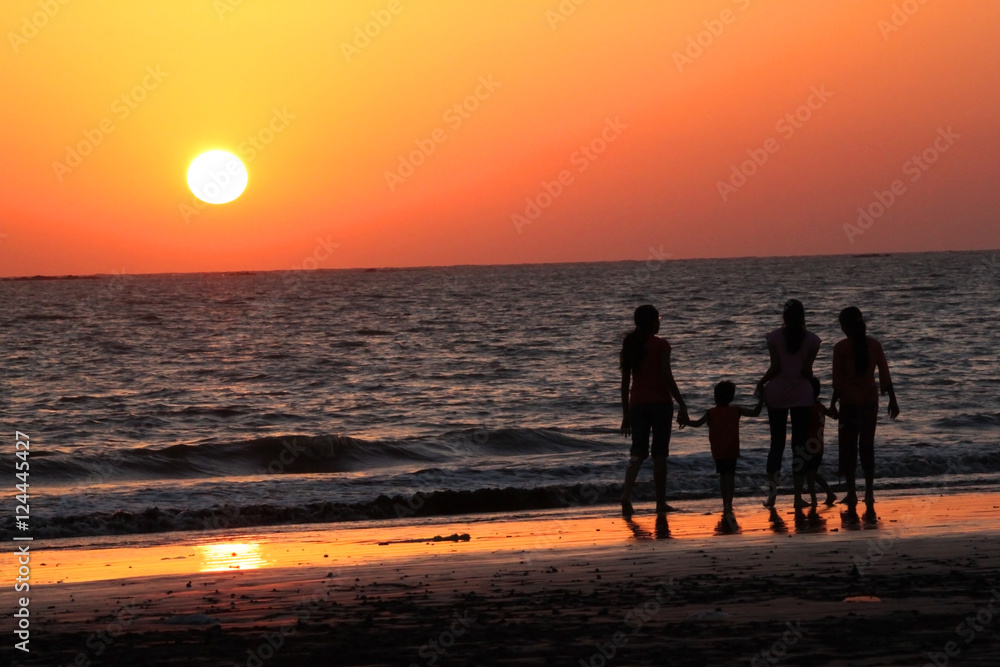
[683,381,763,515]
[804,377,838,506]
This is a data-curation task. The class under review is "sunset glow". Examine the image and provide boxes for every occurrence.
[2,1,998,276]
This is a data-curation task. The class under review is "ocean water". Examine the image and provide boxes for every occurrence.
[2,251,999,539]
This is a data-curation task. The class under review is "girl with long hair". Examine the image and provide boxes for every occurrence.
[619,304,689,516]
[757,299,821,509]
[830,307,899,513]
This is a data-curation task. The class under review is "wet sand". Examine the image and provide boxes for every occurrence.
[5,491,1000,666]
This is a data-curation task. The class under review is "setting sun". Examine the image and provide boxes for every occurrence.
[187,149,248,205]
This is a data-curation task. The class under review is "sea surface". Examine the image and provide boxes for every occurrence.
[2,251,999,539]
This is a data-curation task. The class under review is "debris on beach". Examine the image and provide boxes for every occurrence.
[378,533,471,546]
[163,613,221,625]
[686,609,729,621]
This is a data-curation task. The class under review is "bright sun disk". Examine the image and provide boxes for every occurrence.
[187,150,248,204]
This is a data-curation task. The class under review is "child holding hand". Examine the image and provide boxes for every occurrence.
[683,381,764,515]
[804,377,838,506]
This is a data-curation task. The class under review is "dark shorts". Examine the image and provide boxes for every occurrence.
[715,458,737,475]
[629,402,673,460]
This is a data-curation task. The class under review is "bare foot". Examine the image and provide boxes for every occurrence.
[825,493,837,506]
[839,493,858,506]
[762,494,776,508]
[794,497,810,509]
[656,502,677,514]
[621,500,634,517]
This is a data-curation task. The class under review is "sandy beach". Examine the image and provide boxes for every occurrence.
[4,490,1000,666]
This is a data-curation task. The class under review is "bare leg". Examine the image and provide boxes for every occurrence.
[864,468,875,510]
[806,469,818,506]
[793,474,809,509]
[621,456,643,515]
[653,455,668,513]
[763,472,779,507]
[815,472,837,505]
[721,473,735,513]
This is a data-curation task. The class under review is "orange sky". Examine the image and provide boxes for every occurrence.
[2,0,998,276]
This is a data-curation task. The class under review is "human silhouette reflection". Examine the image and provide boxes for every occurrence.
[862,505,878,526]
[840,505,862,531]
[654,513,670,539]
[793,506,827,534]
[767,508,788,534]
[714,512,740,535]
[623,516,651,540]
[622,514,671,540]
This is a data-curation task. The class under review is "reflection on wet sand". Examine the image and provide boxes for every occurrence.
[840,505,878,531]
[768,508,788,534]
[28,493,992,587]
[622,514,671,540]
[197,542,267,571]
[794,507,828,534]
[714,513,741,535]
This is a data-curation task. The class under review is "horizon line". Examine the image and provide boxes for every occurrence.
[1,247,996,281]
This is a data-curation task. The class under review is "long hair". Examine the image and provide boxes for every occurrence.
[620,304,659,372]
[839,306,868,375]
[783,299,806,354]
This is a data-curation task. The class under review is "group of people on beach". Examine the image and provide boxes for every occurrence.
[618,300,899,519]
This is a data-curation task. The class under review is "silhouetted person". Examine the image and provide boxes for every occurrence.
[757,299,821,509]
[830,306,899,514]
[682,381,763,516]
[804,377,838,506]
[619,304,689,516]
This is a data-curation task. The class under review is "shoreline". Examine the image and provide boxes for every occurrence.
[6,490,1000,665]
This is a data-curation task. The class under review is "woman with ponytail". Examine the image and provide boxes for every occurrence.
[757,299,821,509]
[619,304,689,516]
[831,307,899,513]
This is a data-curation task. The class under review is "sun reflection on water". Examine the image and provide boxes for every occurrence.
[197,542,267,572]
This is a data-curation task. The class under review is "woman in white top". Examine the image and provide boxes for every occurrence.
[757,299,821,509]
